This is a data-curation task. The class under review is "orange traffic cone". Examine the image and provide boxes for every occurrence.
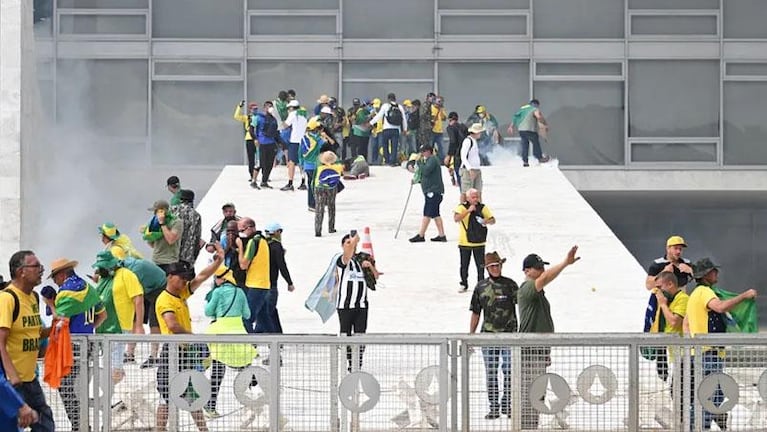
[361,227,374,258]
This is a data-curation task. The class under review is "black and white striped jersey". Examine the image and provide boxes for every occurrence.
[336,256,369,309]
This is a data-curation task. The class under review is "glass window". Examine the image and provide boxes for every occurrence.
[59,14,146,35]
[438,62,529,131]
[726,63,767,76]
[724,82,767,165]
[154,62,241,77]
[152,81,244,165]
[58,0,148,7]
[440,0,529,8]
[441,15,527,36]
[248,0,338,9]
[56,60,148,138]
[629,60,719,137]
[534,81,625,165]
[631,143,716,162]
[344,62,433,80]
[152,0,243,39]
[628,0,718,9]
[724,0,767,38]
[533,0,624,38]
[342,0,434,39]
[33,0,53,38]
[537,62,622,76]
[341,82,433,108]
[631,15,717,36]
[250,15,336,36]
[247,62,338,107]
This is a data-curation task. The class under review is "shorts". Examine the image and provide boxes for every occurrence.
[288,142,300,164]
[142,289,161,327]
[459,167,483,193]
[423,192,443,218]
[156,344,205,403]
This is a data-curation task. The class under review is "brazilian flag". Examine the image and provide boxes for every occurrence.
[712,286,758,333]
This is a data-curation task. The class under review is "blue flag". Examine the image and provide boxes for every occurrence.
[305,254,341,323]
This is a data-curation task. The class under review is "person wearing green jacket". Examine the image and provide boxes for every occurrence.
[409,144,447,243]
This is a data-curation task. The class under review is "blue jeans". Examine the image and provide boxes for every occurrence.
[266,286,283,334]
[244,288,273,333]
[15,379,55,432]
[432,132,445,161]
[380,128,400,165]
[519,131,543,164]
[482,346,512,412]
[403,132,417,155]
[690,351,726,430]
[369,134,381,164]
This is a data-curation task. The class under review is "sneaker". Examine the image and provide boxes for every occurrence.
[329,229,337,234]
[358,173,368,179]
[260,183,273,189]
[140,357,158,369]
[523,162,530,167]
[540,154,551,163]
[250,181,261,189]
[308,207,315,212]
[458,282,468,293]
[123,352,135,364]
[315,232,321,237]
[203,407,220,419]
[485,410,500,420]
[298,183,307,190]
[280,183,294,191]
[430,235,447,242]
[409,234,425,243]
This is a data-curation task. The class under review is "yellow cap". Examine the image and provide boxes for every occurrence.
[306,116,322,131]
[666,235,687,248]
[372,98,381,108]
[214,264,238,286]
[476,105,486,114]
[403,99,412,106]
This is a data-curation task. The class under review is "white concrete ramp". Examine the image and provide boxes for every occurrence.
[191,161,648,334]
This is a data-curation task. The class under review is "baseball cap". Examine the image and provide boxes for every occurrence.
[179,189,195,203]
[221,202,235,210]
[666,235,687,248]
[448,111,458,120]
[522,254,549,270]
[419,144,433,152]
[287,100,300,108]
[265,222,283,233]
[166,176,180,187]
[321,106,333,114]
[166,262,195,280]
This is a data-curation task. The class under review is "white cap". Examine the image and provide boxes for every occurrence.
[321,106,333,114]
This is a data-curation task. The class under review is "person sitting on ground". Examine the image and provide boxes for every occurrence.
[342,155,370,179]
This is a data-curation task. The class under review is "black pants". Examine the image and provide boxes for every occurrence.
[459,246,485,287]
[350,134,367,159]
[16,379,55,432]
[338,308,368,370]
[208,360,226,411]
[259,144,278,183]
[245,139,257,179]
[60,344,85,430]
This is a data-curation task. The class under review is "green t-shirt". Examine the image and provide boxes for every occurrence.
[352,109,372,137]
[151,218,184,265]
[518,279,554,333]
[123,257,167,295]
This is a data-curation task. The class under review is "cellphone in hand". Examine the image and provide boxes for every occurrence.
[350,230,358,237]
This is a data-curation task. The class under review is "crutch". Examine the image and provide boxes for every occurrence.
[394,183,414,239]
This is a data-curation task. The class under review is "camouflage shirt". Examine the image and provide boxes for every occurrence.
[469,276,519,333]
[171,202,202,265]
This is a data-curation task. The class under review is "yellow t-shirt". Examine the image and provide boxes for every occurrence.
[244,237,271,289]
[454,204,494,247]
[686,284,718,337]
[0,285,43,382]
[112,267,144,331]
[431,105,446,133]
[663,291,689,335]
[155,284,192,335]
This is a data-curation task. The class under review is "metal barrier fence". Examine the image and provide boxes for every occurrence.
[38,334,767,431]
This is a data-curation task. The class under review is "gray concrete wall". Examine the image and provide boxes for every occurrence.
[0,0,22,273]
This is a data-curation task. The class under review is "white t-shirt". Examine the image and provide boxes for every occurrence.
[460,136,481,170]
[285,111,308,143]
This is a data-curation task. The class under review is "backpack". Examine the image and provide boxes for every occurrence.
[407,109,419,131]
[386,103,403,126]
[262,114,279,140]
[318,167,342,189]
[2,287,40,323]
[460,203,488,243]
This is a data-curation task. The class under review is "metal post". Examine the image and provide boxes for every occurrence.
[460,341,470,432]
[269,341,281,432]
[512,345,522,431]
[450,340,458,432]
[693,346,703,430]
[92,339,101,432]
[169,342,179,431]
[628,343,640,431]
[351,344,360,432]
[76,339,88,432]
[104,338,113,431]
[439,341,448,432]
[682,345,692,431]
[330,344,340,432]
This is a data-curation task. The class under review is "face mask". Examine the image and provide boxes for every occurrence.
[239,232,249,239]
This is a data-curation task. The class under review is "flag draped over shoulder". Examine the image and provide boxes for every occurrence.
[54,276,103,318]
[305,254,341,323]
[95,277,122,334]
[712,286,759,332]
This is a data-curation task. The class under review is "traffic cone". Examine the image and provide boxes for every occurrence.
[361,227,374,258]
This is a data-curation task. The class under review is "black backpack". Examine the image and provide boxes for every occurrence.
[262,114,279,140]
[407,109,420,131]
[386,104,403,126]
[461,203,488,243]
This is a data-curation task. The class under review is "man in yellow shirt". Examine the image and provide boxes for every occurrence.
[454,189,496,293]
[155,251,223,432]
[431,96,447,160]
[0,250,55,431]
[684,258,756,430]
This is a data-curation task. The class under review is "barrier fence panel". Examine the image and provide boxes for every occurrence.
[35,333,767,431]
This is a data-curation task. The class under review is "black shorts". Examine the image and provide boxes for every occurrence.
[142,289,161,327]
[423,192,443,218]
